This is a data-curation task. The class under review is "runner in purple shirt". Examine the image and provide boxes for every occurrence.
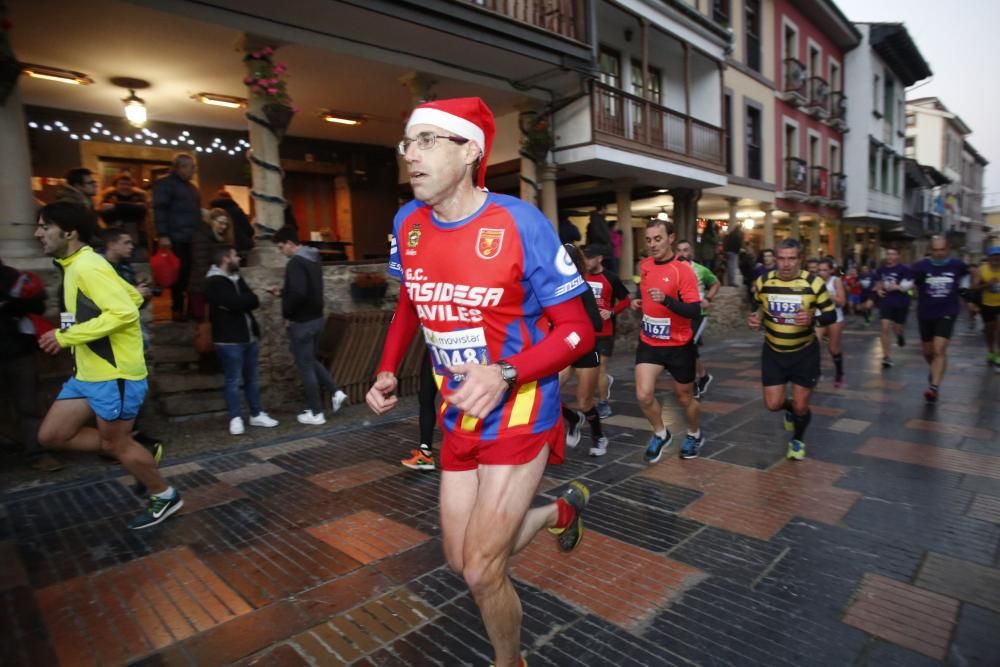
[874,248,913,369]
[911,236,968,403]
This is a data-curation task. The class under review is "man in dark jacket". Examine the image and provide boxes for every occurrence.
[153,154,202,320]
[204,245,279,436]
[100,174,149,258]
[0,259,62,472]
[271,226,347,426]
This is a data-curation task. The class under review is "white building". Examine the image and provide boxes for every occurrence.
[843,23,930,254]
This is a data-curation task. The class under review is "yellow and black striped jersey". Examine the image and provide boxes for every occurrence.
[754,269,835,352]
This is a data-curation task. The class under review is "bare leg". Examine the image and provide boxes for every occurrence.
[674,382,699,432]
[96,418,167,494]
[575,368,599,412]
[762,385,787,412]
[790,384,813,415]
[635,363,664,432]
[930,336,949,386]
[880,319,892,358]
[597,355,610,400]
[37,399,102,452]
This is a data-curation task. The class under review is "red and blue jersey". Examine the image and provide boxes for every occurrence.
[389,193,588,441]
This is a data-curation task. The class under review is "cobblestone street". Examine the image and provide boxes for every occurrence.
[2,319,999,666]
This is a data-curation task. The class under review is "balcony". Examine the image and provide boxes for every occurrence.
[830,172,847,205]
[457,0,586,42]
[783,157,808,199]
[809,166,829,200]
[590,80,723,169]
[827,92,848,131]
[780,58,808,106]
[807,76,830,119]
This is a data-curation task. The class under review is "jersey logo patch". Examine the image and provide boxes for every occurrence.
[476,228,504,259]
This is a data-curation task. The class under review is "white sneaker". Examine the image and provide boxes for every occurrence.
[606,375,614,401]
[297,410,326,425]
[229,417,245,435]
[566,410,584,448]
[331,390,348,414]
[249,412,278,428]
[589,437,609,457]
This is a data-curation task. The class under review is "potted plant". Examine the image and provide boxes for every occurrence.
[519,111,554,164]
[350,271,388,302]
[243,47,298,138]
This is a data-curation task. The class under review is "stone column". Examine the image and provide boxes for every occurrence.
[539,163,558,230]
[809,218,821,258]
[671,188,701,245]
[0,84,44,267]
[789,212,801,240]
[726,197,739,238]
[830,219,842,261]
[761,204,775,249]
[615,179,635,278]
[519,154,538,207]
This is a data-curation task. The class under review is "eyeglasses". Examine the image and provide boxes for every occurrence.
[83,180,97,186]
[397,132,469,156]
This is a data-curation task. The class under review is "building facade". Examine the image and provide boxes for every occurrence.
[843,23,931,264]
[772,0,860,261]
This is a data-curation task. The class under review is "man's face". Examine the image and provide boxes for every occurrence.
[34,216,70,258]
[175,159,195,181]
[223,249,240,273]
[817,263,833,280]
[403,123,477,206]
[644,223,673,260]
[676,242,693,261]
[115,178,133,195]
[762,251,775,266]
[77,174,97,197]
[885,249,899,266]
[276,240,297,257]
[105,234,134,262]
[806,260,819,274]
[775,247,801,280]
[929,239,948,262]
[584,254,602,273]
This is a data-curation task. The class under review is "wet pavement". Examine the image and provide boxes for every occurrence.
[2,316,999,666]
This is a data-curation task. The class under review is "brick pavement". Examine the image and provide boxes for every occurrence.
[2,318,999,666]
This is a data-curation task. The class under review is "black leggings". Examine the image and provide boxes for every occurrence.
[418,350,437,447]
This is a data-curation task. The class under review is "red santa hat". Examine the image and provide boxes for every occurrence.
[406,97,495,189]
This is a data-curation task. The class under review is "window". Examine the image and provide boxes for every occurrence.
[829,62,840,92]
[809,134,820,168]
[869,145,878,189]
[906,113,916,127]
[630,61,662,102]
[881,150,890,193]
[746,104,762,180]
[785,123,798,159]
[784,23,798,63]
[599,48,621,89]
[830,144,840,173]
[884,76,895,128]
[745,0,761,72]
[724,93,733,174]
[713,0,730,26]
[905,136,916,158]
[892,156,901,196]
[872,74,881,114]
[808,45,820,81]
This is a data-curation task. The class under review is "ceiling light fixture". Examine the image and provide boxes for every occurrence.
[322,111,365,126]
[656,206,670,221]
[111,77,151,128]
[21,63,93,86]
[195,92,247,109]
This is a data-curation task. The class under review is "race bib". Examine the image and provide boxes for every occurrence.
[642,315,672,340]
[60,312,75,330]
[422,326,491,377]
[766,295,803,325]
[587,281,603,300]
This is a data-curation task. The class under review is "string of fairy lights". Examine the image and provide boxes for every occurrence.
[25,119,251,156]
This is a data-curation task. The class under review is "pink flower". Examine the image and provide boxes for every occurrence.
[267,87,278,95]
[262,46,273,56]
[251,51,261,59]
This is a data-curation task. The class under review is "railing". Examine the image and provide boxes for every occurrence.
[591,80,723,167]
[829,91,847,122]
[460,0,586,42]
[831,172,847,201]
[810,166,829,198]
[783,58,807,96]
[784,156,808,193]
[809,76,830,112]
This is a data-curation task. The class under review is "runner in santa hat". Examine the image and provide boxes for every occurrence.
[367,97,594,667]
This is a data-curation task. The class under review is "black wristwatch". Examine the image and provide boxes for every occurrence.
[497,360,518,390]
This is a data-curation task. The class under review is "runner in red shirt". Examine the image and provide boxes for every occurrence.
[631,219,705,461]
[366,98,594,667]
[581,243,632,421]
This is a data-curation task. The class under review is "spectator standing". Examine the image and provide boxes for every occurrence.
[0,259,62,472]
[586,203,611,247]
[558,213,581,246]
[99,174,148,258]
[204,245,279,435]
[209,189,254,260]
[153,154,202,321]
[696,221,718,271]
[270,226,348,425]
[188,208,234,322]
[54,167,97,210]
[723,224,744,286]
[607,219,623,275]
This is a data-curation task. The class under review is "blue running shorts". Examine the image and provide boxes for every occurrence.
[56,377,148,422]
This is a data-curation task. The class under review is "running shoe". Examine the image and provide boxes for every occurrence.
[565,410,584,448]
[548,480,590,552]
[596,400,612,419]
[401,447,435,471]
[897,334,906,348]
[696,373,714,399]
[589,437,609,457]
[924,385,939,403]
[605,375,614,401]
[786,439,806,461]
[297,410,326,425]
[249,412,279,428]
[127,492,184,530]
[881,357,893,369]
[680,432,705,460]
[833,375,844,389]
[331,390,348,414]
[783,411,794,432]
[644,430,673,463]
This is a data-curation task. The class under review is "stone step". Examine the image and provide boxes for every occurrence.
[153,372,225,393]
[159,391,228,417]
[149,346,200,365]
[149,321,196,346]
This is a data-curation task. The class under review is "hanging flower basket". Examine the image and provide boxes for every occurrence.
[262,102,295,139]
[520,112,554,164]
